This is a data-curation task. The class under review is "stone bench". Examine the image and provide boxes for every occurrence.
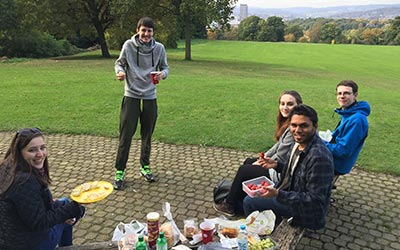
[57,241,117,250]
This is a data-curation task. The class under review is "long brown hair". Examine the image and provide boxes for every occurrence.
[274,90,303,141]
[0,128,51,196]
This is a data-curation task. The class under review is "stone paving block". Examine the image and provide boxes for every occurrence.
[1,132,400,250]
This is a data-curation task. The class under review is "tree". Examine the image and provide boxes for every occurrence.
[385,16,400,45]
[43,0,115,58]
[308,19,325,43]
[237,16,262,41]
[285,24,304,41]
[171,0,237,60]
[265,16,285,42]
[320,22,341,43]
[0,0,18,56]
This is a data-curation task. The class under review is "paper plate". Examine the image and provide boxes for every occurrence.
[70,181,113,204]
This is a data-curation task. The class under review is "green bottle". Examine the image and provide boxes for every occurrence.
[136,235,147,250]
[156,232,168,250]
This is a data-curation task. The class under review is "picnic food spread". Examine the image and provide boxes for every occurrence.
[70,181,113,203]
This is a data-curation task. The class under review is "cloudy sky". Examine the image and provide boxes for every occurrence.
[237,0,400,8]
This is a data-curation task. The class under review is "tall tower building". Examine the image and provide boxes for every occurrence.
[239,4,248,21]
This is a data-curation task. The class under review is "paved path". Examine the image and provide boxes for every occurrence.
[1,132,399,250]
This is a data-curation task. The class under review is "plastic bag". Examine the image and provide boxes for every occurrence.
[246,210,275,236]
[111,221,137,242]
[161,202,183,247]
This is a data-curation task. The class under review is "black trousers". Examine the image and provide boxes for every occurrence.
[115,96,158,171]
[226,158,271,213]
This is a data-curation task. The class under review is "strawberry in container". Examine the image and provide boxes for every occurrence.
[242,176,274,198]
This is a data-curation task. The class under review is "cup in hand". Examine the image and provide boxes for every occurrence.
[150,71,159,84]
[199,221,215,244]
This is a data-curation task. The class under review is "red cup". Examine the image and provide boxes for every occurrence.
[200,221,215,244]
[150,71,159,84]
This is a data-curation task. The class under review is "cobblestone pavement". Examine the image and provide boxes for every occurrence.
[1,132,399,250]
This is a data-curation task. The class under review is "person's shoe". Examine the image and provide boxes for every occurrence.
[140,165,155,182]
[113,170,125,190]
[213,201,236,217]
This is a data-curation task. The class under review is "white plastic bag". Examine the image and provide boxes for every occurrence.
[161,202,184,247]
[246,210,275,236]
[318,129,332,142]
[111,221,137,242]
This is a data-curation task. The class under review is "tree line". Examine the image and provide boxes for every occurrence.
[0,0,237,59]
[1,0,399,60]
[209,15,400,45]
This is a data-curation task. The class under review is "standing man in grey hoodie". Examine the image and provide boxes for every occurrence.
[113,17,169,190]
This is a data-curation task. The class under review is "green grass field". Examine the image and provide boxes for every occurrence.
[0,40,399,175]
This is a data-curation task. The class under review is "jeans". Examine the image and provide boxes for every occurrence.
[37,198,74,250]
[243,196,293,229]
[37,223,73,250]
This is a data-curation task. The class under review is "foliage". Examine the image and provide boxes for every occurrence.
[285,24,304,41]
[237,16,262,41]
[385,16,400,45]
[320,22,342,43]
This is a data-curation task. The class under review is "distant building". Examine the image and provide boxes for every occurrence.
[239,4,248,21]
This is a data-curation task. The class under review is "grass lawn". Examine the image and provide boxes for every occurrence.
[0,40,399,175]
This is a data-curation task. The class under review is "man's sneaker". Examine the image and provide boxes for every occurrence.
[213,201,236,217]
[113,170,125,190]
[140,165,155,182]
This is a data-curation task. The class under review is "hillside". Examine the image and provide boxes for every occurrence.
[234,4,400,20]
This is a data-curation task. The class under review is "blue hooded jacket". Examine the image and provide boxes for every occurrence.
[325,101,370,174]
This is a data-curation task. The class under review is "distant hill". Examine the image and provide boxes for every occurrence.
[234,4,400,20]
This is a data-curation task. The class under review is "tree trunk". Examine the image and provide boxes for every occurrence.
[94,22,111,58]
[184,14,191,61]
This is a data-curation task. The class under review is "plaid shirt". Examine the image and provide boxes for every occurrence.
[276,133,334,230]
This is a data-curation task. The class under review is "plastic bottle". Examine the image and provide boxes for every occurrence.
[136,235,147,250]
[237,224,248,250]
[156,231,168,250]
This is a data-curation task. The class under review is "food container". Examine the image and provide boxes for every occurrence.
[243,176,274,198]
[147,212,160,250]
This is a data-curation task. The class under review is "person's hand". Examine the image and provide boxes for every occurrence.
[259,186,278,198]
[65,218,76,225]
[154,71,164,81]
[116,71,125,81]
[258,157,278,169]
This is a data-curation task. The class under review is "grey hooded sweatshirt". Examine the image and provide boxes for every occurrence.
[115,34,169,99]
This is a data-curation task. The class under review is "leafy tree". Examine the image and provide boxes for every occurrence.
[285,24,303,41]
[42,0,115,58]
[171,0,237,60]
[237,16,262,41]
[0,0,18,56]
[385,16,400,45]
[265,16,285,42]
[360,28,384,45]
[320,22,341,43]
[308,19,325,43]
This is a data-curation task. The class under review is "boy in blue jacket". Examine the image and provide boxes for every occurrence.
[325,80,370,175]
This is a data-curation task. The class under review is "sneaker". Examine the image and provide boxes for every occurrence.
[213,201,236,217]
[113,170,125,190]
[140,165,155,182]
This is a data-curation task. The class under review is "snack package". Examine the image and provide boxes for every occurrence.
[183,219,199,238]
[217,218,241,238]
[161,202,184,247]
[246,210,275,236]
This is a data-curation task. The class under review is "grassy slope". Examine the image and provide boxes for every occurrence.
[0,40,399,174]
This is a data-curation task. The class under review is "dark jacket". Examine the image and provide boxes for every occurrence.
[0,172,81,250]
[276,133,334,230]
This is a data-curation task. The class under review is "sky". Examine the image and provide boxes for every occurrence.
[236,0,400,8]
